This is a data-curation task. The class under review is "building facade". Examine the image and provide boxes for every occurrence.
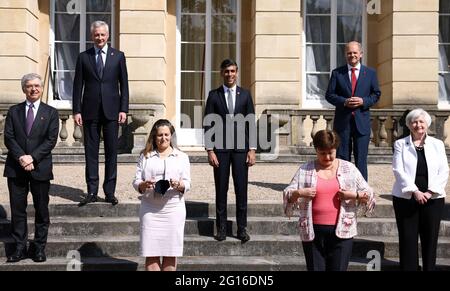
[0,0,449,149]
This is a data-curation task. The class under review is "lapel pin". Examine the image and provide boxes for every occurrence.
[111,52,114,56]
[41,117,45,120]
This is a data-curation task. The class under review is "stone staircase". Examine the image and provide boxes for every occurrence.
[0,200,449,271]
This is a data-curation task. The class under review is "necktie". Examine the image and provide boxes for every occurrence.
[227,88,234,114]
[351,67,357,96]
[96,49,104,78]
[26,103,34,136]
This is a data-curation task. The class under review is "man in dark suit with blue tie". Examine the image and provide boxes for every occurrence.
[204,59,256,243]
[73,21,129,206]
[4,73,59,263]
[325,41,381,181]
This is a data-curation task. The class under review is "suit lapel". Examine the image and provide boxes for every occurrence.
[28,104,46,137]
[218,86,229,114]
[341,66,352,95]
[234,87,242,114]
[103,47,114,77]
[88,47,100,80]
[354,65,366,95]
[19,102,27,135]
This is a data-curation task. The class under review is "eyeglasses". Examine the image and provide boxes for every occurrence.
[25,84,41,89]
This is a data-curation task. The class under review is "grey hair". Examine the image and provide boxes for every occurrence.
[21,73,43,92]
[405,108,432,129]
[345,41,363,53]
[90,20,109,34]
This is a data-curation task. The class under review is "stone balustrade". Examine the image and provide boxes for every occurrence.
[0,105,154,156]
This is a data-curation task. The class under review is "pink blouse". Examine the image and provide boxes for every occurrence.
[312,176,340,226]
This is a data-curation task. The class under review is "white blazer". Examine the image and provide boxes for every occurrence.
[392,135,449,199]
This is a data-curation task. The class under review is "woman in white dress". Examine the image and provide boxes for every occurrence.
[132,119,191,271]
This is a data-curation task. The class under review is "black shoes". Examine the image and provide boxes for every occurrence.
[6,248,27,263]
[237,229,250,243]
[105,196,119,206]
[32,249,46,263]
[78,193,97,207]
[214,227,227,241]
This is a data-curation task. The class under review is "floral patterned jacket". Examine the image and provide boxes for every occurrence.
[283,159,375,241]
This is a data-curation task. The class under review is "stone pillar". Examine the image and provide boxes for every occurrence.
[251,0,301,116]
[120,0,167,123]
[383,0,439,109]
[0,0,40,103]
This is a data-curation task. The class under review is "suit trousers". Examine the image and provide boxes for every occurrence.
[83,108,119,197]
[336,116,370,181]
[393,196,444,271]
[213,151,248,231]
[7,176,50,250]
[302,224,353,271]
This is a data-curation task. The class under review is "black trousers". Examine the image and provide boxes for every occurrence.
[393,196,444,271]
[213,151,248,231]
[7,177,50,250]
[302,225,353,271]
[83,109,119,197]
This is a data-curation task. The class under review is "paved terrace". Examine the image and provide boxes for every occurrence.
[1,162,450,205]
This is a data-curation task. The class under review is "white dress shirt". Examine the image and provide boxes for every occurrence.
[95,43,108,65]
[223,84,237,111]
[25,99,40,120]
[347,62,361,81]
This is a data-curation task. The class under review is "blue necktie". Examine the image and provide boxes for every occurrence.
[26,103,34,136]
[96,49,104,78]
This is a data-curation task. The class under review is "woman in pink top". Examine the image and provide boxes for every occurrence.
[283,130,375,271]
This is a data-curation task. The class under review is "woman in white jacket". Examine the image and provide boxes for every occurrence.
[392,108,449,271]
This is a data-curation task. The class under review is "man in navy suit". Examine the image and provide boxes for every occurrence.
[203,59,256,243]
[4,73,59,263]
[73,21,129,206]
[325,41,381,181]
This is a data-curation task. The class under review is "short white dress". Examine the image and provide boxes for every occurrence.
[132,149,191,257]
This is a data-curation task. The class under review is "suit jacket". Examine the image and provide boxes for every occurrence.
[203,86,256,152]
[325,65,381,135]
[392,135,449,199]
[72,46,129,121]
[3,101,59,181]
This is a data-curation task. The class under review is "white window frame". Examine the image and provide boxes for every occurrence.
[176,0,241,146]
[49,0,115,109]
[438,8,450,109]
[302,0,367,109]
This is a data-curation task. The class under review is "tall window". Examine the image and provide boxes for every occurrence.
[304,0,365,107]
[50,0,114,106]
[178,0,239,128]
[439,0,450,105]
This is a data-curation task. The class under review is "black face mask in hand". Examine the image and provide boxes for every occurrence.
[154,180,170,196]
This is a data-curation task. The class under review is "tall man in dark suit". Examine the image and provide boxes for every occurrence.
[203,59,256,243]
[3,73,59,263]
[325,41,381,181]
[73,21,129,206]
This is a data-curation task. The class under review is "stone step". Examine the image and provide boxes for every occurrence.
[3,201,445,219]
[0,256,449,271]
[1,216,450,237]
[1,235,450,258]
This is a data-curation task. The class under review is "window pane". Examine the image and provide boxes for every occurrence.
[55,0,80,12]
[306,0,331,14]
[181,72,205,100]
[211,72,222,89]
[337,16,362,43]
[55,14,80,41]
[440,0,450,13]
[439,73,450,102]
[440,16,450,43]
[336,44,349,67]
[182,0,206,13]
[306,45,330,72]
[182,43,206,71]
[86,0,111,12]
[212,0,237,14]
[55,43,79,71]
[55,71,75,101]
[182,15,206,42]
[181,101,203,128]
[306,16,330,43]
[337,0,364,14]
[306,74,330,100]
[212,15,236,42]
[440,45,450,72]
[212,44,236,70]
[86,14,111,41]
